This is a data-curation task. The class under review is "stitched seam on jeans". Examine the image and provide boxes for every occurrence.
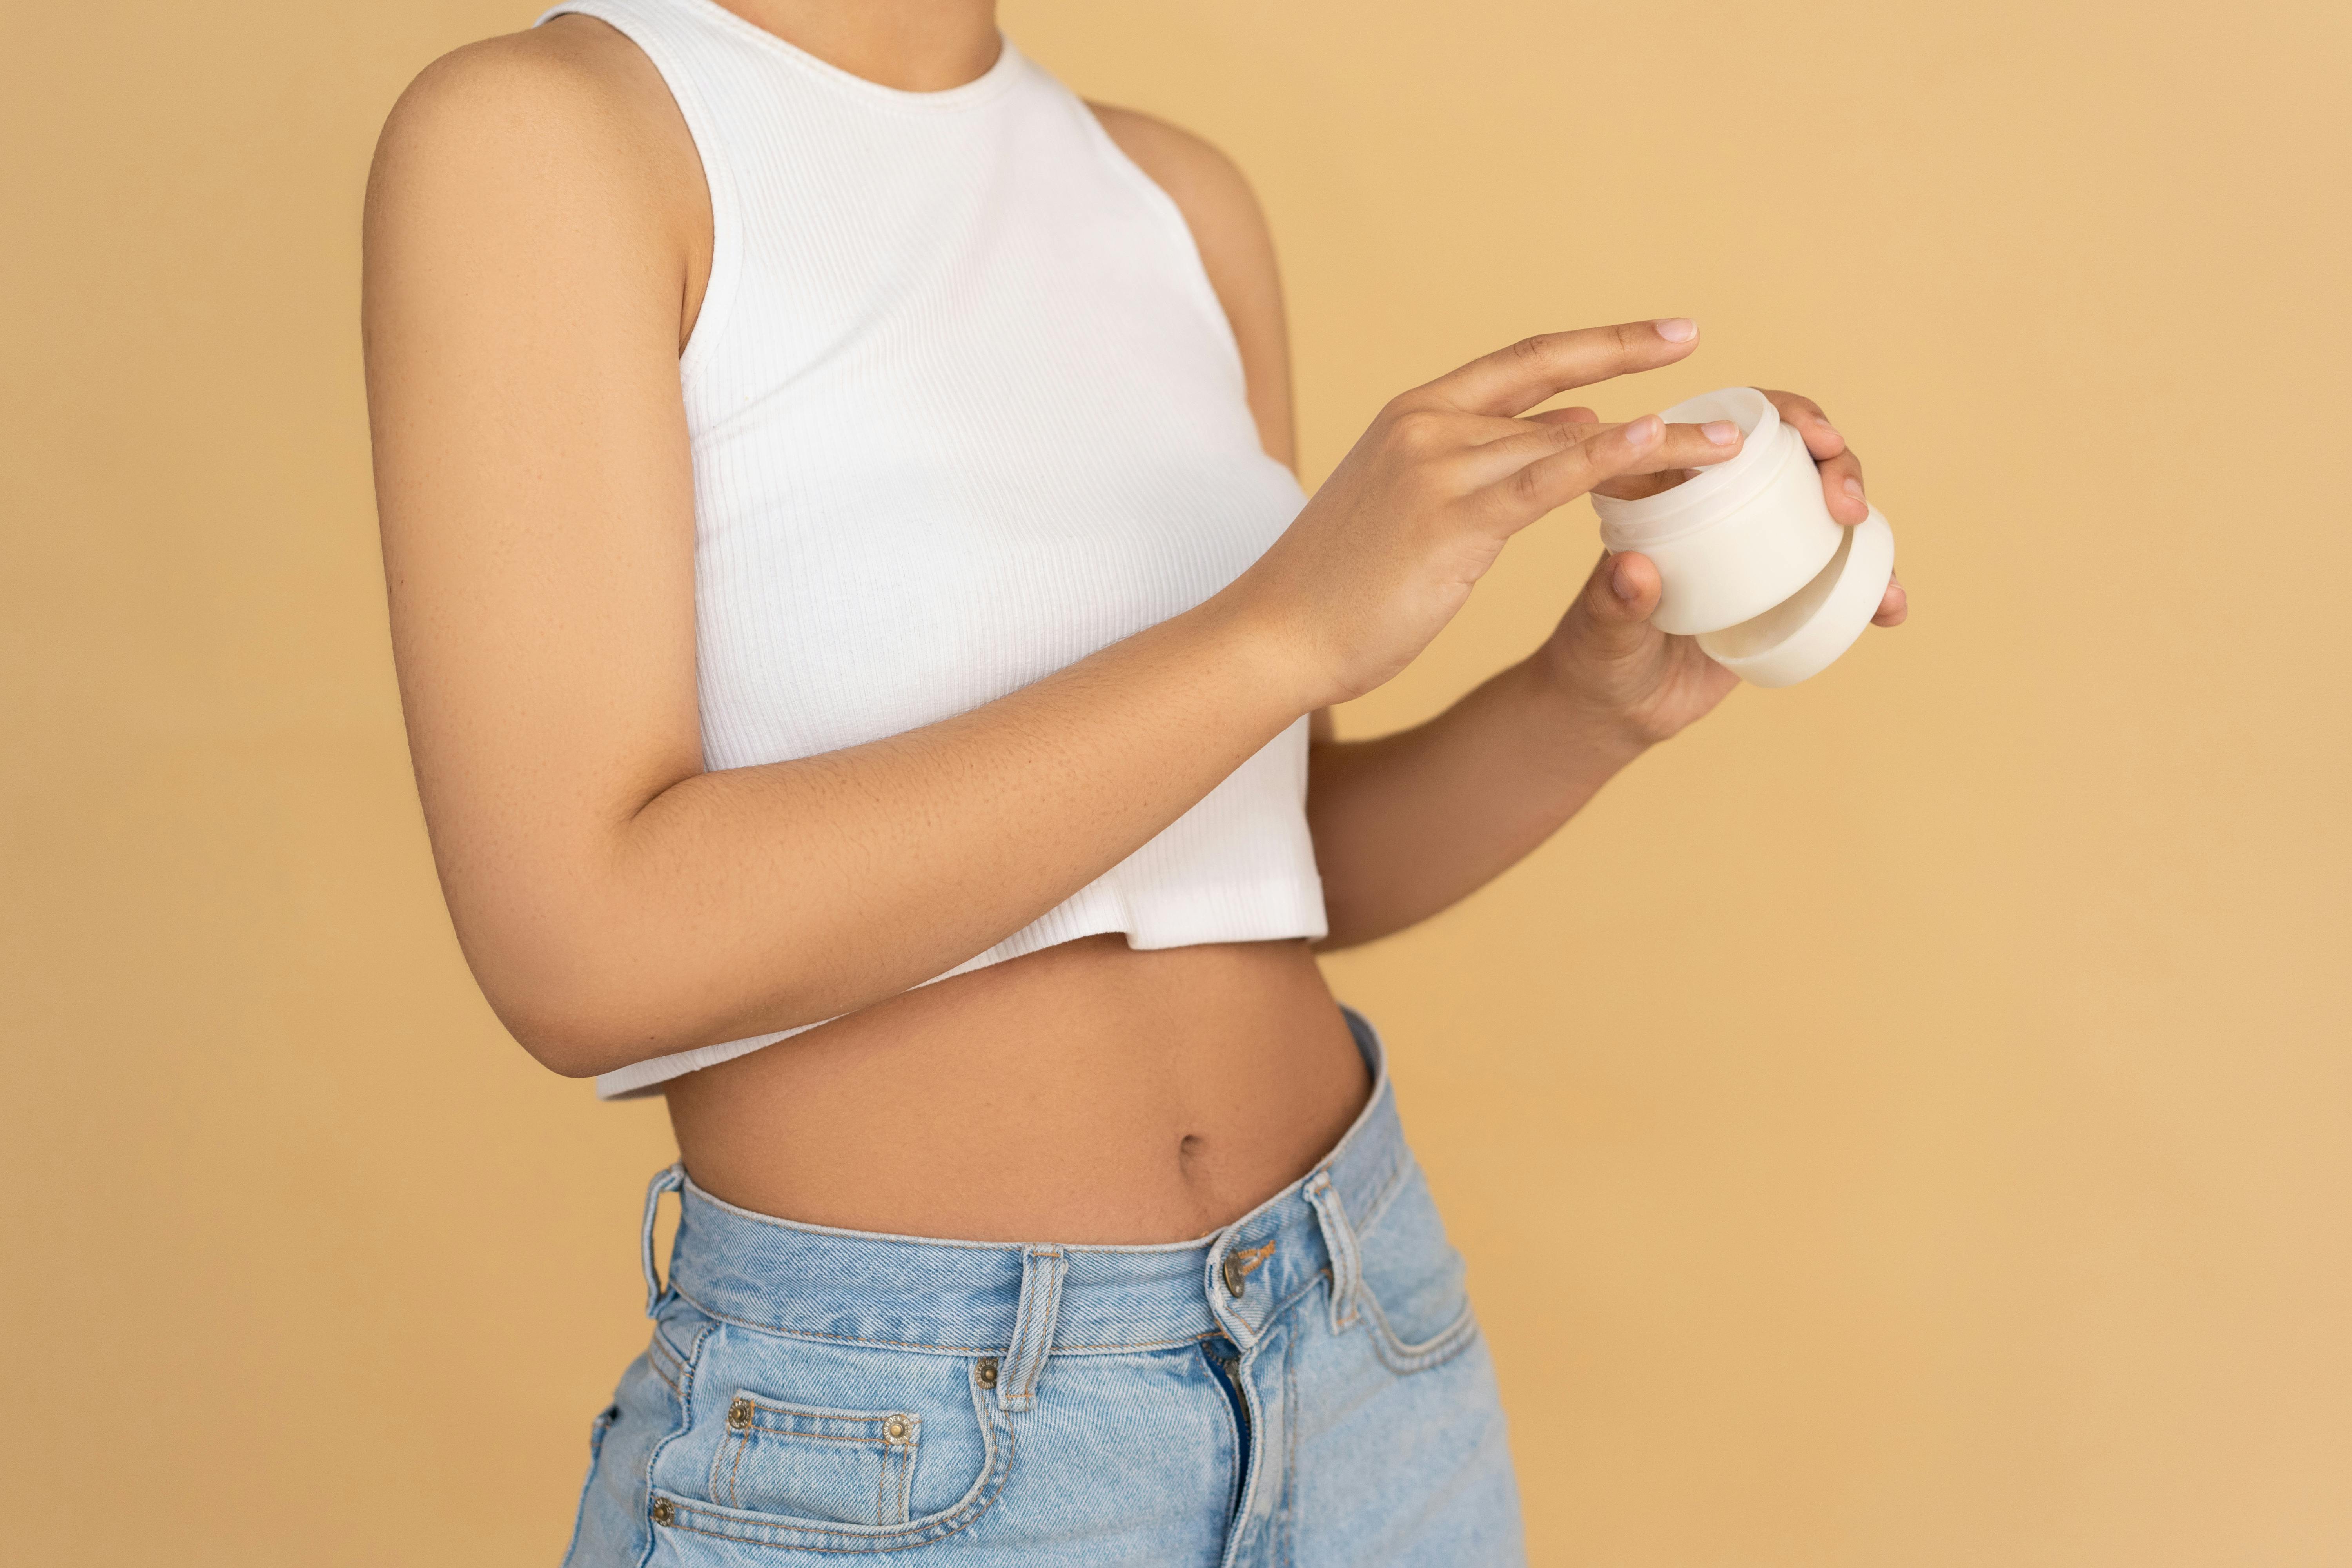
[639,1314,718,1567]
[737,1401,920,1439]
[670,1281,1221,1356]
[670,1287,997,1354]
[1040,1330,1225,1353]
[711,1417,922,1523]
[1359,1290,1479,1373]
[1289,1335,1308,1568]
[661,1420,1013,1553]
[646,1334,686,1394]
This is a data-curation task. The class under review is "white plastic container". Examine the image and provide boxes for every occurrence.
[1696,509,1894,688]
[1590,386,1895,686]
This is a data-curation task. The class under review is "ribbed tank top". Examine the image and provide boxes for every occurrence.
[534,0,1328,1097]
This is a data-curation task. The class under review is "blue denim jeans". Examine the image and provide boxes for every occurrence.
[563,1007,1525,1566]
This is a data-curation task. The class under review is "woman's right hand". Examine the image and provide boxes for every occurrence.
[1230,319,1742,710]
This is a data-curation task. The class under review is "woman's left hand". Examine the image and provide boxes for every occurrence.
[1532,388,1908,747]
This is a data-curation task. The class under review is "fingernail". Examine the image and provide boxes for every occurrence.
[1700,420,1739,445]
[1653,318,1697,343]
[1817,421,1841,442]
[1623,415,1662,447]
[1610,556,1641,601]
[1843,476,1865,499]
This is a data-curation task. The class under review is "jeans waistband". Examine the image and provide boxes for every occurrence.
[646,1005,1405,1361]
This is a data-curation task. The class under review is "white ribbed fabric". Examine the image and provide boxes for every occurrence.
[535,0,1327,1098]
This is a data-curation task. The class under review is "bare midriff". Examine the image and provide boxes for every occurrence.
[662,936,1370,1245]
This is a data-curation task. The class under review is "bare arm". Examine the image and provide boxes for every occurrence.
[365,36,1735,1077]
[1305,393,1909,950]
[367,40,1308,1075]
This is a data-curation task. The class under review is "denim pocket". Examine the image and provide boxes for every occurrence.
[1354,1159,1480,1374]
[654,1356,1014,1555]
[709,1393,921,1526]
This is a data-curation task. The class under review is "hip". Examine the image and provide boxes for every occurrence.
[566,1009,1524,1567]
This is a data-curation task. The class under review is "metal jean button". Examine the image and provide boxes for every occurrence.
[1221,1251,1247,1298]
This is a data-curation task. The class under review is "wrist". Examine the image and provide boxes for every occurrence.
[1181,580,1329,730]
[1521,641,1657,769]
[1195,570,1337,721]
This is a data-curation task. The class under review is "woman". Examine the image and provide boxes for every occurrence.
[363,0,1904,1561]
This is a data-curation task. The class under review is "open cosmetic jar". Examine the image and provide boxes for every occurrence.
[1590,386,1896,687]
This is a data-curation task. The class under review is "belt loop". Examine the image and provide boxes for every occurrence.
[998,1246,1067,1413]
[1304,1169,1361,1332]
[641,1164,686,1316]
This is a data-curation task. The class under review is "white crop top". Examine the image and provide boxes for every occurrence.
[534,0,1328,1097]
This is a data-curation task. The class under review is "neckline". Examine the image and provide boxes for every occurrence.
[672,0,1025,109]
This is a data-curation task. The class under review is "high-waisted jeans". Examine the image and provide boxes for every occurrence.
[563,1007,1526,1566]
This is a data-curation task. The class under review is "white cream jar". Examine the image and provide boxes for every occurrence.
[1590,386,1896,686]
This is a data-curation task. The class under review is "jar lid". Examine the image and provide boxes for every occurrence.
[1695,510,1894,687]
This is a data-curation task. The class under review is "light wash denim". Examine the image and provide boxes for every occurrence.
[563,1008,1525,1566]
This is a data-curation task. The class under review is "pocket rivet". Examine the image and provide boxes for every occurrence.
[885,1415,909,1440]
[975,1357,999,1389]
[726,1397,753,1430]
[651,1498,675,1526]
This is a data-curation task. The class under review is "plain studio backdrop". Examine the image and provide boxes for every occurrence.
[4,2,2347,1563]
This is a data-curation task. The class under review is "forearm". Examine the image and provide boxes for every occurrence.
[479,596,1305,1074]
[1307,653,1648,949]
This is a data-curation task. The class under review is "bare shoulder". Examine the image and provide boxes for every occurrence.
[366,19,706,317]
[375,20,668,183]
[1087,104,1294,465]
[1088,107,1266,241]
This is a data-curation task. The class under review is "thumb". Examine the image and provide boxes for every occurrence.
[1580,549,1661,650]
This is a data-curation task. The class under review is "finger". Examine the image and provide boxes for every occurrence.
[1815,448,1870,524]
[1760,388,1845,461]
[1459,414,1739,493]
[1483,415,1743,521]
[1591,466,1700,501]
[1425,319,1700,418]
[1458,404,1590,449]
[1873,571,1908,627]
[1447,417,1620,486]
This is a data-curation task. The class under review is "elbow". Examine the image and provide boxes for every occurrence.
[484,982,655,1081]
[467,940,830,1082]
[442,878,843,1078]
[457,922,689,1080]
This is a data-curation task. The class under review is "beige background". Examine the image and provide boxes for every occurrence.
[4,1,2347,1562]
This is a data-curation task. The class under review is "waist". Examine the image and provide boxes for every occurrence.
[595,733,1329,1100]
[662,936,1370,1243]
[657,1001,1405,1357]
